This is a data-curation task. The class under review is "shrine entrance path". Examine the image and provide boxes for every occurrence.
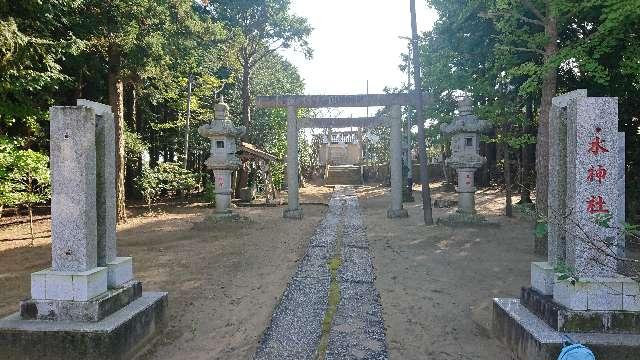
[254,187,388,359]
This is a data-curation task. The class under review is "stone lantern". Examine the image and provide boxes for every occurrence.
[441,97,490,214]
[199,98,246,216]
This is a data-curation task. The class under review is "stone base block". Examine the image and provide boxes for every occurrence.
[386,208,408,219]
[522,286,640,333]
[493,298,640,360]
[20,280,142,322]
[0,292,167,360]
[107,257,134,288]
[283,207,304,220]
[31,267,107,301]
[531,262,555,295]
[553,276,635,311]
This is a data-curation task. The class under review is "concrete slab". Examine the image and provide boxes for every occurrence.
[0,292,168,360]
[493,298,640,360]
[20,280,142,322]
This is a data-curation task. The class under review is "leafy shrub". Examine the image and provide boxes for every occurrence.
[136,162,198,208]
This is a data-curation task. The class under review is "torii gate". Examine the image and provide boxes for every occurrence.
[256,93,430,220]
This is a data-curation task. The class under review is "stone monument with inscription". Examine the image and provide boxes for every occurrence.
[493,90,640,360]
[0,100,167,360]
[199,98,246,218]
[441,97,490,214]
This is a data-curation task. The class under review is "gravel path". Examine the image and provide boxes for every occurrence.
[254,187,388,360]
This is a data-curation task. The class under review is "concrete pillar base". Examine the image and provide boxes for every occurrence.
[386,208,409,219]
[283,208,304,220]
[457,192,476,214]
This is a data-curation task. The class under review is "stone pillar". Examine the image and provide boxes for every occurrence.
[617,131,626,260]
[284,106,303,219]
[531,91,637,313]
[387,105,408,218]
[31,106,108,303]
[77,100,133,288]
[546,89,587,268]
[1,102,166,359]
[456,168,476,213]
[50,106,99,272]
[565,97,620,279]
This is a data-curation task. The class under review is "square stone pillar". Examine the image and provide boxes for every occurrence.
[387,105,408,218]
[284,105,303,219]
[78,100,133,289]
[36,106,108,301]
[565,97,620,279]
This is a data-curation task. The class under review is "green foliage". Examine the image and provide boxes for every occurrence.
[593,213,614,228]
[202,177,216,205]
[0,145,51,209]
[124,129,148,158]
[534,220,548,239]
[136,162,198,208]
[554,261,577,282]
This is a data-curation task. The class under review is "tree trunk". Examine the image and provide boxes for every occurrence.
[0,205,3,219]
[505,146,513,217]
[184,73,193,169]
[410,0,434,225]
[535,11,558,217]
[125,84,138,198]
[28,205,34,246]
[241,61,252,137]
[108,45,127,224]
[519,99,533,203]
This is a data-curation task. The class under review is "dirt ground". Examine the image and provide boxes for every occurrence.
[358,184,539,360]
[0,184,539,359]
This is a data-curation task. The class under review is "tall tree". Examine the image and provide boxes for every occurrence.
[210,0,312,139]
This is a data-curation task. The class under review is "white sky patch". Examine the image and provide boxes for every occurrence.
[280,0,438,117]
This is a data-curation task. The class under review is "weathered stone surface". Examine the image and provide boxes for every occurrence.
[107,256,134,288]
[531,261,555,295]
[284,105,302,218]
[522,286,640,333]
[0,292,167,360]
[78,100,118,267]
[494,298,640,360]
[547,89,588,266]
[21,280,142,322]
[388,105,404,218]
[31,267,107,302]
[49,106,98,272]
[566,97,620,278]
[442,97,490,215]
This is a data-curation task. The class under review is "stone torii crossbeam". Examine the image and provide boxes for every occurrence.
[297,116,388,129]
[256,93,430,219]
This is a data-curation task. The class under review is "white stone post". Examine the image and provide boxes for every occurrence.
[387,105,408,218]
[284,106,303,219]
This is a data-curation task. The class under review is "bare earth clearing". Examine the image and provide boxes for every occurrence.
[1,184,538,359]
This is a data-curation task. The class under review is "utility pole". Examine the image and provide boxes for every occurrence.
[410,0,434,225]
[183,73,193,169]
